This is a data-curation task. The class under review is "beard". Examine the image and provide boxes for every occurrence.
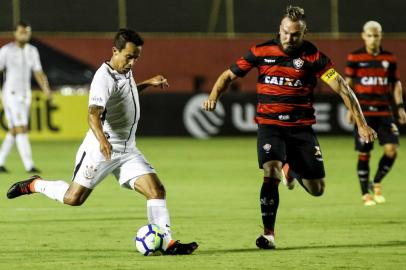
[281,43,302,55]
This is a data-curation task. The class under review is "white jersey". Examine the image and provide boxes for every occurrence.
[0,42,42,98]
[85,62,140,152]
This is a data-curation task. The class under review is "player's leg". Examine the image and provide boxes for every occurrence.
[6,173,92,205]
[255,125,286,249]
[375,144,398,183]
[256,160,281,249]
[8,99,39,172]
[13,125,40,173]
[299,178,325,196]
[354,124,375,205]
[0,130,16,173]
[7,142,109,205]
[116,151,198,255]
[133,173,198,255]
[286,127,325,197]
[371,120,399,203]
[0,104,18,172]
[133,174,170,232]
[372,144,397,199]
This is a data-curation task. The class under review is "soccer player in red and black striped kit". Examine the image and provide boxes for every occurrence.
[345,21,406,206]
[203,6,377,249]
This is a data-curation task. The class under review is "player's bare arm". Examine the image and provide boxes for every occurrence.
[88,105,112,160]
[202,69,238,111]
[33,70,52,99]
[393,81,406,124]
[322,68,377,143]
[344,77,356,124]
[137,75,169,92]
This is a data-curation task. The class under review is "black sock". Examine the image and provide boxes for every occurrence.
[373,155,395,183]
[357,153,370,195]
[260,177,280,234]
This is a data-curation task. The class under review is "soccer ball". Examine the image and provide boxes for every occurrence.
[134,224,166,256]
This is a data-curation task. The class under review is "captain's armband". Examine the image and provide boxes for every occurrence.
[321,68,338,83]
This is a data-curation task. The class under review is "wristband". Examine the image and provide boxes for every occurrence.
[396,103,404,109]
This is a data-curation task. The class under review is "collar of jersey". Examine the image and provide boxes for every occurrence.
[104,61,131,79]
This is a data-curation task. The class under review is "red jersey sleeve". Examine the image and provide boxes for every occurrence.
[230,46,258,77]
[313,51,334,78]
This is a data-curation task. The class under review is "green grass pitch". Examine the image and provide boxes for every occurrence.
[0,136,405,269]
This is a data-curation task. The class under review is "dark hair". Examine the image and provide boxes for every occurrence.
[114,28,144,51]
[15,20,31,30]
[283,5,306,23]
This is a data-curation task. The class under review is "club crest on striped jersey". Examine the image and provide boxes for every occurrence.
[382,60,389,69]
[293,58,304,69]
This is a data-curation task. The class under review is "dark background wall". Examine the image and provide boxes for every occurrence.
[0,0,405,93]
[1,36,404,93]
[1,0,406,33]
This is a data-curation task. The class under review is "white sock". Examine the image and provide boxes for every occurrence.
[0,133,15,165]
[15,133,34,170]
[147,199,172,241]
[34,179,69,203]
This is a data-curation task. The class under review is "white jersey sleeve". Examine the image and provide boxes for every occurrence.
[89,68,113,108]
[31,46,43,72]
[0,46,6,71]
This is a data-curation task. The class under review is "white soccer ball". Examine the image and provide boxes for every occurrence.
[134,224,166,256]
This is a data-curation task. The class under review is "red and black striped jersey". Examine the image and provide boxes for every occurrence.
[345,47,399,117]
[230,39,333,127]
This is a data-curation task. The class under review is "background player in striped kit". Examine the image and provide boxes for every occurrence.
[203,6,377,249]
[0,20,52,173]
[345,21,406,206]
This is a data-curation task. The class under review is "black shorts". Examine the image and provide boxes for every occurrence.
[257,124,325,180]
[354,117,399,152]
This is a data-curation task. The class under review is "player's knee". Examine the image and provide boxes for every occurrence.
[384,148,397,159]
[63,194,85,206]
[311,186,324,197]
[308,179,325,197]
[147,184,166,199]
[263,161,282,178]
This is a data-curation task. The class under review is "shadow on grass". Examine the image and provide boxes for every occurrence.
[198,240,406,254]
[0,216,145,224]
[1,241,405,256]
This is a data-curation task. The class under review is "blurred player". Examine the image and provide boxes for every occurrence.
[202,6,377,249]
[6,29,198,255]
[345,21,406,206]
[0,20,51,173]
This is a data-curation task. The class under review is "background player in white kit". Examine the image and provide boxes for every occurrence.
[6,29,198,255]
[0,20,51,173]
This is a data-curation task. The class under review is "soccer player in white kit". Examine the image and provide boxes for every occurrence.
[0,21,52,173]
[7,29,198,255]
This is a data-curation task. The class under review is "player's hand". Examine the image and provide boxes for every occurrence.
[346,110,354,124]
[398,108,406,125]
[148,75,169,89]
[100,139,112,161]
[357,124,377,144]
[202,99,217,111]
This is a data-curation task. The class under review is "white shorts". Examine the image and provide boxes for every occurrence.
[72,141,156,190]
[2,94,31,128]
